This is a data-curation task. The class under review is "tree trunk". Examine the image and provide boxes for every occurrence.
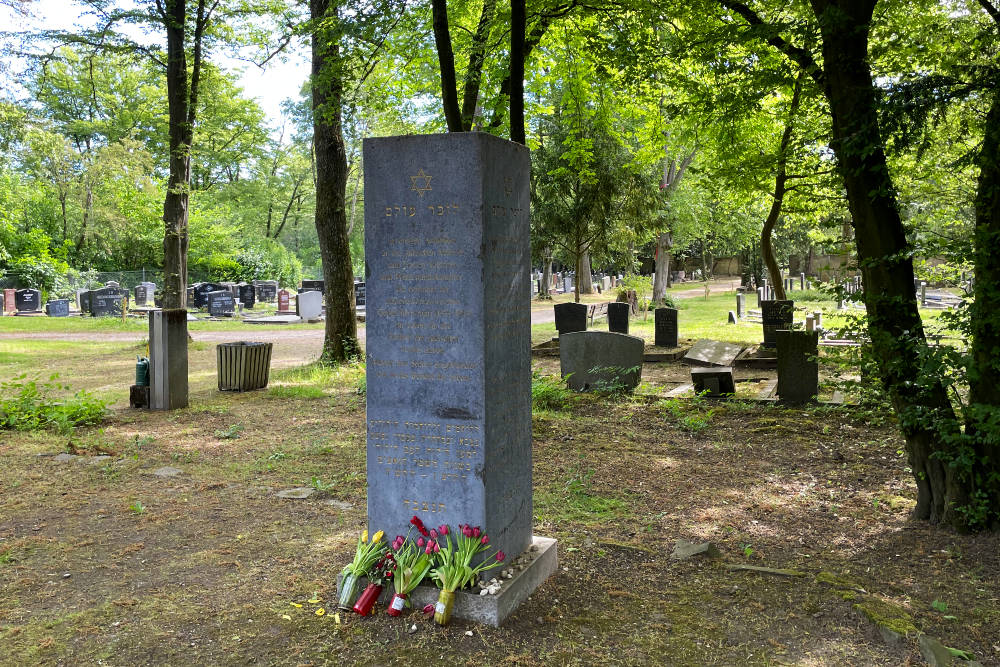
[965,7,1000,526]
[431,0,463,133]
[652,232,672,302]
[460,0,496,131]
[541,249,552,297]
[578,248,594,294]
[810,0,961,525]
[510,0,526,144]
[162,0,192,310]
[312,0,359,363]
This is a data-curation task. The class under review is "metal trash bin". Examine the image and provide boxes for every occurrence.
[217,342,273,391]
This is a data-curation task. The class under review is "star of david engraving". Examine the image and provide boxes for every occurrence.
[410,169,433,197]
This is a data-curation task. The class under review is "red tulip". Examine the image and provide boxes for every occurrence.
[472,527,481,538]
[496,551,506,562]
[438,524,449,535]
[417,537,425,548]
[429,529,438,539]
[481,535,489,545]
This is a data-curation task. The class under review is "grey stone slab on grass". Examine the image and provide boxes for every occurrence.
[776,329,819,404]
[553,302,587,335]
[407,536,557,626]
[149,309,189,410]
[276,487,316,499]
[53,453,77,463]
[559,331,644,392]
[670,539,722,560]
[691,366,736,397]
[683,339,743,367]
[364,133,535,571]
[607,302,629,334]
[151,466,183,478]
[761,300,794,348]
[654,307,678,348]
[296,290,322,320]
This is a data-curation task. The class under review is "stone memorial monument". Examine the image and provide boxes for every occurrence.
[654,307,678,348]
[296,289,322,320]
[776,330,819,404]
[238,283,255,309]
[760,300,794,349]
[277,289,292,313]
[553,302,587,335]
[15,288,41,312]
[207,290,235,317]
[607,301,630,334]
[560,331,643,392]
[45,299,70,317]
[363,133,554,625]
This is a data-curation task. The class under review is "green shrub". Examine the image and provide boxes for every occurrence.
[532,372,573,411]
[0,374,107,434]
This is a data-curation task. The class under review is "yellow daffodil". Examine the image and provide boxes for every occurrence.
[361,530,368,543]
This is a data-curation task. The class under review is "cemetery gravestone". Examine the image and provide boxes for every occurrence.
[736,293,745,319]
[760,300,794,349]
[78,289,92,315]
[134,284,151,307]
[238,283,255,309]
[296,289,322,320]
[207,290,235,317]
[776,329,819,404]
[654,307,678,348]
[45,299,70,317]
[300,279,324,293]
[254,280,278,302]
[560,331,644,393]
[553,302,588,335]
[683,339,743,367]
[15,288,41,312]
[363,133,536,606]
[193,283,226,309]
[354,281,366,308]
[691,366,736,397]
[90,288,124,317]
[277,289,291,312]
[607,302,630,334]
[4,288,16,313]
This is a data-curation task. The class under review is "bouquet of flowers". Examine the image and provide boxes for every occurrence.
[386,516,437,617]
[429,523,505,625]
[352,551,394,616]
[338,529,386,610]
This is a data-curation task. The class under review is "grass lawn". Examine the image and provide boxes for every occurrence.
[1,312,996,665]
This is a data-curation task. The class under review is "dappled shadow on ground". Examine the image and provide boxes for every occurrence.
[1,355,998,665]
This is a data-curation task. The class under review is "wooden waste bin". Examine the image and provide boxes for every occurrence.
[217,342,273,391]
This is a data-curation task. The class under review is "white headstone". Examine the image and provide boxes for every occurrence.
[297,290,322,320]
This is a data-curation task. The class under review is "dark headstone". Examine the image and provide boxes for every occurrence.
[727,310,737,324]
[90,288,124,317]
[14,288,41,312]
[736,293,745,319]
[691,366,736,397]
[238,283,255,309]
[363,132,533,575]
[193,283,227,309]
[560,331,643,393]
[354,281,366,307]
[776,330,818,404]
[253,280,278,302]
[129,384,150,409]
[554,302,588,335]
[760,300,794,349]
[78,290,92,315]
[207,290,235,317]
[45,299,70,317]
[654,307,678,348]
[300,279,324,293]
[607,302,630,334]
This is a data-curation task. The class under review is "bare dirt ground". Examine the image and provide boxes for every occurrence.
[1,330,999,665]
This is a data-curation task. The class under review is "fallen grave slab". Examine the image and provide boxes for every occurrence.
[244,315,303,325]
[683,339,743,367]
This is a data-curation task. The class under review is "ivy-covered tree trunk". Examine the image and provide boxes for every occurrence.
[810,0,963,525]
[312,0,359,362]
[965,4,1000,527]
